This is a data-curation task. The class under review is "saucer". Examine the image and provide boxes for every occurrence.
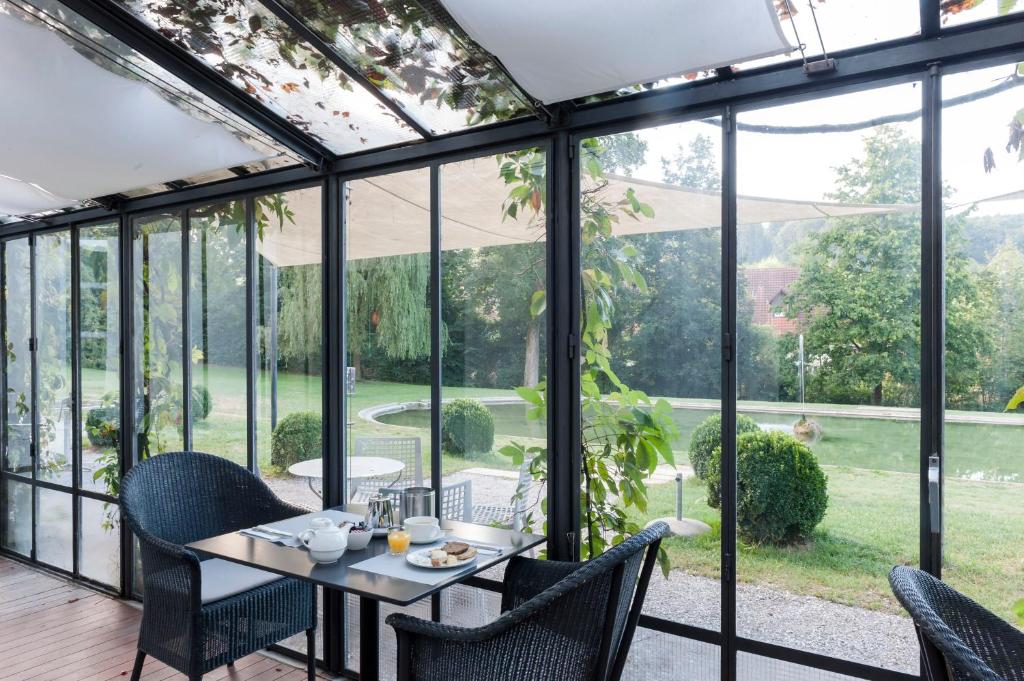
[410,527,446,544]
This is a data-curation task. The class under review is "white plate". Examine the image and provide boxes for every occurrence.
[406,548,477,569]
[409,528,446,544]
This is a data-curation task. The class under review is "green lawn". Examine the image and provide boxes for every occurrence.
[81,366,1024,621]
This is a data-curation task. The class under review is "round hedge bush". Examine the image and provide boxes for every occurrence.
[192,385,213,421]
[689,412,760,484]
[271,412,323,469]
[442,399,495,458]
[85,405,119,448]
[708,430,828,544]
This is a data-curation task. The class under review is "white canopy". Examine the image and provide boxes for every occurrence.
[439,0,792,104]
[0,9,268,217]
[257,157,915,267]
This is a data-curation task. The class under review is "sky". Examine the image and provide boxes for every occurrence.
[626,1,1024,220]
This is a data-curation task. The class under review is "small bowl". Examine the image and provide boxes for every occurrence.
[347,529,373,550]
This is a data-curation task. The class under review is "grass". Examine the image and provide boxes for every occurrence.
[80,365,1024,621]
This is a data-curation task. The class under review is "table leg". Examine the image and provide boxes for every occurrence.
[359,596,380,681]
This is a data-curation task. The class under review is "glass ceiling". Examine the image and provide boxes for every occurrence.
[273,0,533,134]
[0,0,296,223]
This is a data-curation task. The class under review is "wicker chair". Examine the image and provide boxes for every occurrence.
[121,451,317,681]
[889,566,1024,681]
[386,522,669,681]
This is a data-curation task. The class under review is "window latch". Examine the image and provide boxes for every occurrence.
[928,455,941,535]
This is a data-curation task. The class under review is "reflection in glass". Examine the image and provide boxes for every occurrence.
[36,487,72,571]
[254,188,324,510]
[189,202,247,464]
[1,480,32,556]
[736,84,921,673]
[3,239,32,475]
[133,213,185,458]
[36,233,73,485]
[579,122,722,631]
[80,223,120,494]
[80,497,120,587]
[941,63,1024,626]
[941,0,1023,28]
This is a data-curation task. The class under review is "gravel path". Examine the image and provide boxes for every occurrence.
[643,571,919,675]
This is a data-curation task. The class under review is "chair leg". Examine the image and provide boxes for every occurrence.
[306,627,316,680]
[130,649,146,681]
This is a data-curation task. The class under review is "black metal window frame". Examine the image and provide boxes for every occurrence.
[2,6,1024,679]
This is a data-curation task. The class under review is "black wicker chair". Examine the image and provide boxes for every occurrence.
[889,566,1024,681]
[121,451,317,680]
[386,522,669,681]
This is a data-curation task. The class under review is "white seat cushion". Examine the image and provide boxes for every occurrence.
[200,558,283,605]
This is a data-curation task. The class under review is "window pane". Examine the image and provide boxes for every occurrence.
[941,0,1024,28]
[36,487,72,571]
[580,122,723,632]
[80,497,120,587]
[274,0,530,134]
[941,62,1024,626]
[1,479,31,556]
[3,238,32,476]
[254,187,323,510]
[80,223,120,494]
[345,169,431,504]
[736,84,921,673]
[189,202,247,464]
[36,232,73,486]
[134,213,185,458]
[117,0,421,153]
[439,150,549,529]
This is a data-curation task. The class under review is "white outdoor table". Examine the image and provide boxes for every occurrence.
[287,456,405,499]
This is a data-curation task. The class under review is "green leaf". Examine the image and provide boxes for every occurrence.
[1006,386,1024,411]
[529,290,547,318]
[998,0,1019,15]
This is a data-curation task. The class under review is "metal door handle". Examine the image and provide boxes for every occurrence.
[928,455,941,534]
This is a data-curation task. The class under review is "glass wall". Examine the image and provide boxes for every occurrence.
[3,238,32,477]
[189,202,247,463]
[255,186,324,509]
[133,213,185,458]
[440,150,549,534]
[736,83,921,673]
[941,61,1024,625]
[941,0,1024,28]
[579,121,724,632]
[36,233,73,486]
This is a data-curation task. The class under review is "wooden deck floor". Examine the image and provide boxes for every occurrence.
[0,558,331,681]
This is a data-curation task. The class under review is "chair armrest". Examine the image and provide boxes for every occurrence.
[136,530,203,614]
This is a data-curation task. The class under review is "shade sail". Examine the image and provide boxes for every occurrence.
[256,157,915,267]
[437,0,792,104]
[0,6,269,217]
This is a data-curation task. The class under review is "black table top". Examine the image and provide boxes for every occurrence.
[187,508,545,606]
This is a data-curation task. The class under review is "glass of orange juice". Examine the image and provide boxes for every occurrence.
[387,526,411,555]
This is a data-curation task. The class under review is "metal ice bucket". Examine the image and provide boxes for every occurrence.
[399,487,435,521]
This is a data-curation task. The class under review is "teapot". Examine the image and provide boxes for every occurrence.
[298,517,351,563]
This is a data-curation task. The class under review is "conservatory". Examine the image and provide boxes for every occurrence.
[2,0,1024,680]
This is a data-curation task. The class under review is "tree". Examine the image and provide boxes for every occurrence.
[786,126,993,406]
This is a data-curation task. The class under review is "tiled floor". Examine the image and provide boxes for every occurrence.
[0,558,330,681]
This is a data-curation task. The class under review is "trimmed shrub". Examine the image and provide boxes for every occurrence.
[85,405,119,448]
[689,412,760,484]
[709,430,828,544]
[192,385,213,421]
[442,399,495,458]
[271,412,322,469]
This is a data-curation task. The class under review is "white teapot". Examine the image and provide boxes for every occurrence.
[298,517,351,563]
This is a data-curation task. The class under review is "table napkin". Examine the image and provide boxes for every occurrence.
[239,509,365,549]
[349,537,511,586]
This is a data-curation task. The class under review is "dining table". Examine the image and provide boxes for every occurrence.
[187,506,545,681]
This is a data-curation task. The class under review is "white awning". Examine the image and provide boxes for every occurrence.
[0,9,268,217]
[438,0,792,104]
[256,157,915,267]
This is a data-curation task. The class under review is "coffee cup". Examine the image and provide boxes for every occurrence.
[404,515,440,542]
